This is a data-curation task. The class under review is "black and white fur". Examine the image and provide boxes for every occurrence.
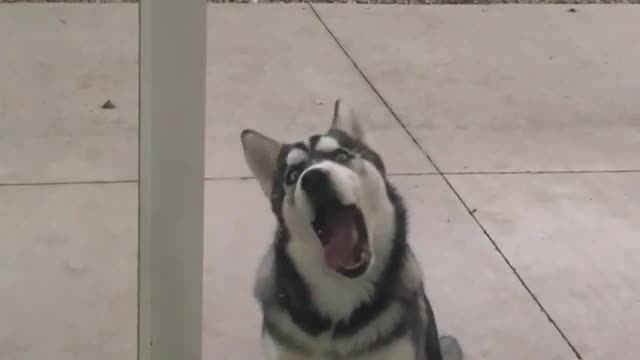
[241,99,463,360]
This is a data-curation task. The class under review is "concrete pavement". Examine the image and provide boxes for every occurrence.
[0,3,638,360]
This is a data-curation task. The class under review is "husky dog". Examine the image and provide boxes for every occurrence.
[241,100,463,360]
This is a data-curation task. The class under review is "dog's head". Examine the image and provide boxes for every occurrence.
[241,100,393,279]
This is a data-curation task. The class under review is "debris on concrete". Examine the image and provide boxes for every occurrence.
[101,99,116,109]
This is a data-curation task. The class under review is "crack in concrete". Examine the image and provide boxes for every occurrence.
[3,168,640,187]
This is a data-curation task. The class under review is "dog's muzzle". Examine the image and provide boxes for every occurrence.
[300,168,371,278]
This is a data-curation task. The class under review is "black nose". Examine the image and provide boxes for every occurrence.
[300,168,331,197]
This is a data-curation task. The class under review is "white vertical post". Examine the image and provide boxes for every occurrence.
[138,1,207,360]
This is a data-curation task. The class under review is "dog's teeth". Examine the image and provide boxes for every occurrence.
[361,251,370,261]
[343,256,368,271]
[344,262,360,270]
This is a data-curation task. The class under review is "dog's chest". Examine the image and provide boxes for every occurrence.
[351,338,415,360]
[263,300,415,360]
[264,333,416,360]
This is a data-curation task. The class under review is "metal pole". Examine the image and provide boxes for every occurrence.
[138,1,207,360]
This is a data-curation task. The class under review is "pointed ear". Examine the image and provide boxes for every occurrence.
[330,98,365,141]
[241,129,282,197]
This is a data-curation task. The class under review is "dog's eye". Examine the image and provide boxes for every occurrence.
[286,169,300,185]
[334,150,352,163]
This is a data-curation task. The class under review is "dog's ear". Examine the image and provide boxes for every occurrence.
[241,129,282,197]
[330,98,365,141]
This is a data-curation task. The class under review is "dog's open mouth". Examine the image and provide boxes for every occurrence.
[311,200,371,278]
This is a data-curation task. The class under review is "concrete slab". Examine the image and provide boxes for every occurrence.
[0,183,137,360]
[314,5,640,172]
[0,4,432,184]
[205,5,432,177]
[0,5,138,183]
[204,177,576,360]
[449,173,640,360]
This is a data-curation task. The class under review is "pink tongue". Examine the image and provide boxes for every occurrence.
[323,214,358,270]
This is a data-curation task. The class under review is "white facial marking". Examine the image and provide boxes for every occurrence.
[282,158,397,320]
[314,136,340,153]
[286,148,307,167]
[280,144,400,321]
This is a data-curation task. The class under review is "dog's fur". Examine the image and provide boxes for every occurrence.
[241,100,462,360]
